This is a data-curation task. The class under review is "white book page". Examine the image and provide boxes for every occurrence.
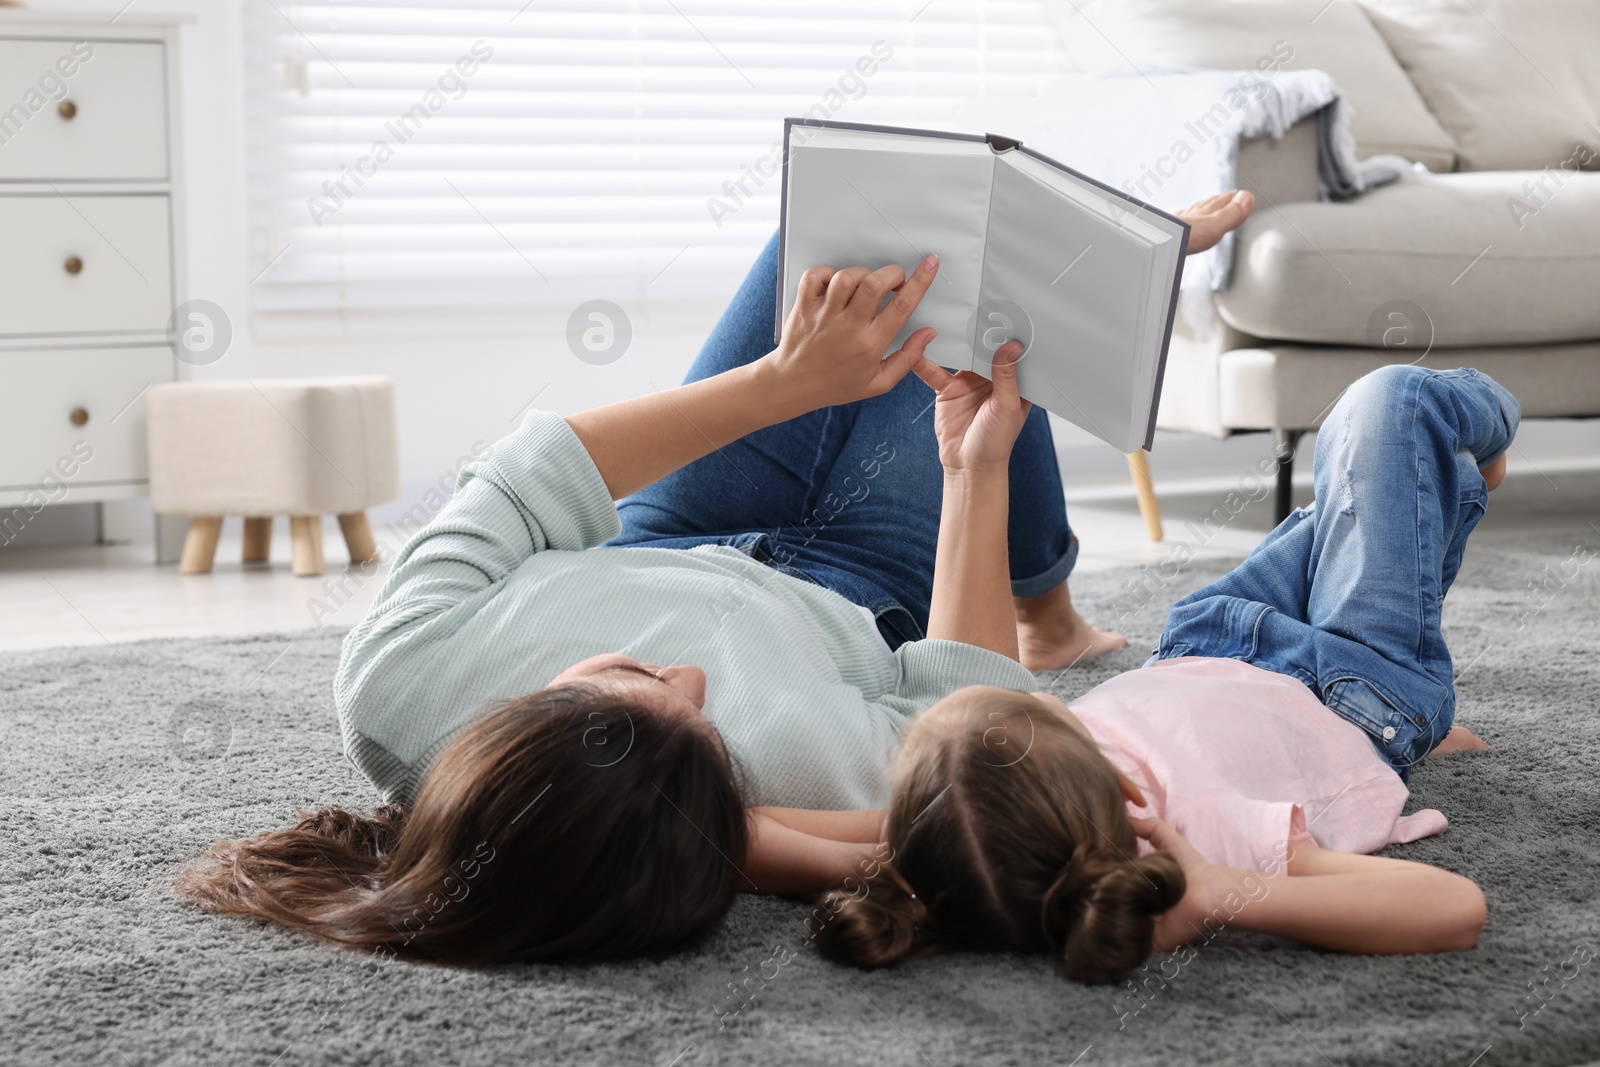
[979,156,1158,452]
[782,128,991,370]
[1002,148,1177,247]
[1000,150,1186,444]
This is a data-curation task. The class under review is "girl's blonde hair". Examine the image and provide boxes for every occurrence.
[813,689,1183,983]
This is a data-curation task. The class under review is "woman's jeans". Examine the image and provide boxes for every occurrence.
[1150,365,1521,780]
[609,230,1079,649]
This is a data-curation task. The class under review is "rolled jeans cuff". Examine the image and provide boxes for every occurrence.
[1010,534,1079,599]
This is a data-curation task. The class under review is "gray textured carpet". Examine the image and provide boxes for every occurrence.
[2,522,1598,1067]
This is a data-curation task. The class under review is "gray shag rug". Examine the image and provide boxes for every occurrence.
[2,523,1598,1067]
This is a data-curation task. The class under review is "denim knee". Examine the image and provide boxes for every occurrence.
[1339,365,1519,462]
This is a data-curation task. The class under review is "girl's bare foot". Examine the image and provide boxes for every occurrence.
[1429,726,1490,756]
[1014,582,1129,671]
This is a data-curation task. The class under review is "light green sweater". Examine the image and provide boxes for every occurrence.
[335,411,1038,810]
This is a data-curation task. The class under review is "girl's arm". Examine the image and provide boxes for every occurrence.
[913,342,1032,659]
[928,469,1016,659]
[744,811,884,896]
[1138,817,1486,957]
[568,256,940,499]
[1236,847,1485,954]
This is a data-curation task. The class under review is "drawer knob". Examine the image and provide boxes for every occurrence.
[58,100,78,120]
[70,407,89,427]
[64,256,83,275]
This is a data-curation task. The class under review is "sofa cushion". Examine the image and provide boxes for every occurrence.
[1215,170,1600,348]
[1218,343,1600,431]
[1044,0,1458,170]
[1357,0,1600,172]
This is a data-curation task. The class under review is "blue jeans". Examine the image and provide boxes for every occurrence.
[1150,365,1521,781]
[609,230,1079,649]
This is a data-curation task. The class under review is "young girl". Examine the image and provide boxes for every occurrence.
[176,192,1259,964]
[814,359,1515,982]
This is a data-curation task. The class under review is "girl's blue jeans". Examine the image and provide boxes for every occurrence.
[610,230,1079,649]
[1151,364,1521,780]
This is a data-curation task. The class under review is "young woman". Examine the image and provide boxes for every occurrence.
[813,359,1516,982]
[176,191,1256,964]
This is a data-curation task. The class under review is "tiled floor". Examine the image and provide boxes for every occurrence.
[0,457,1593,652]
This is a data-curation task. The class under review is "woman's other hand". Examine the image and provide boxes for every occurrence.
[912,340,1032,474]
[764,253,941,413]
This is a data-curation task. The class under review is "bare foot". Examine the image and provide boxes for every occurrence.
[1014,582,1130,671]
[1481,452,1507,492]
[1176,189,1255,255]
[1429,726,1490,756]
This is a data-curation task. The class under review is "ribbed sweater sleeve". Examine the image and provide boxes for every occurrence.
[890,638,1039,708]
[335,412,619,798]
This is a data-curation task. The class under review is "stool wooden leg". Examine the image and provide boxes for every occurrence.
[1126,450,1164,543]
[242,517,273,563]
[337,511,379,565]
[290,516,325,576]
[178,516,223,574]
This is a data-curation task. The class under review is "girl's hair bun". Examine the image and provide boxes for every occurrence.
[811,862,933,969]
[1041,850,1185,984]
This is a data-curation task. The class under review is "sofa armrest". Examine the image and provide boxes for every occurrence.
[1153,115,1319,440]
[1235,117,1320,205]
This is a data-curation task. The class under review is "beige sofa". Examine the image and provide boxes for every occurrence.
[1050,0,1600,519]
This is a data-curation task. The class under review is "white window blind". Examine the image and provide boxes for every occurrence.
[244,0,1075,335]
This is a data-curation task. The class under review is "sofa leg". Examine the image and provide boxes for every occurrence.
[1126,450,1163,542]
[290,516,325,576]
[338,511,379,565]
[242,517,273,563]
[178,517,223,574]
[1272,429,1304,524]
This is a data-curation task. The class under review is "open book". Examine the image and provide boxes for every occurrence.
[776,119,1189,453]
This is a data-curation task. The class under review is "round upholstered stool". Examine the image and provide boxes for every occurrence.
[147,377,400,575]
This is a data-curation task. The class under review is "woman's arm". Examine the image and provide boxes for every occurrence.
[1139,817,1486,957]
[568,256,941,499]
[914,342,1032,659]
[744,811,883,895]
[751,807,886,843]
[336,257,939,759]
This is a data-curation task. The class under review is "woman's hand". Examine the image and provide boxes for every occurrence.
[912,340,1032,474]
[567,253,937,498]
[763,253,942,414]
[1131,815,1242,953]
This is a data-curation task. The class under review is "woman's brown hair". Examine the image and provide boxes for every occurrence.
[177,683,746,963]
[813,688,1183,983]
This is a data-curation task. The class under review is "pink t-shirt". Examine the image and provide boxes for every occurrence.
[1066,657,1448,874]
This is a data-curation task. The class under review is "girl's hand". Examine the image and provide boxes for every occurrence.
[763,253,942,414]
[912,340,1032,474]
[1131,815,1242,953]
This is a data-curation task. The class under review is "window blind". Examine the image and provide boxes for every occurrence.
[244,0,1075,335]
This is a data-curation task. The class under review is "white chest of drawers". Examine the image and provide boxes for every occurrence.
[0,13,189,546]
